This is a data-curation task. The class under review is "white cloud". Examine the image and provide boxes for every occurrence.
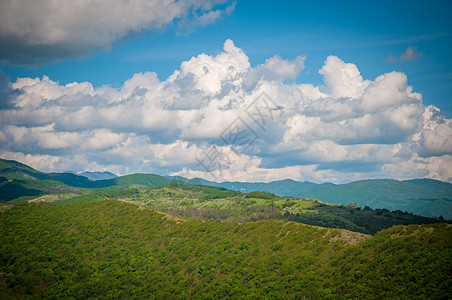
[401,46,425,62]
[0,151,63,171]
[387,46,425,63]
[319,55,370,99]
[176,39,250,95]
[360,72,422,112]
[244,55,306,88]
[421,124,452,156]
[417,106,452,157]
[0,0,235,64]
[1,40,451,183]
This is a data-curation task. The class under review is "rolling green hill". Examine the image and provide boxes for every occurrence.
[302,179,452,219]
[1,158,449,230]
[0,159,172,202]
[173,176,452,219]
[1,159,450,298]
[0,176,86,203]
[0,159,171,189]
[0,200,450,299]
[103,173,171,187]
[3,158,451,219]
[0,159,96,187]
[56,184,445,235]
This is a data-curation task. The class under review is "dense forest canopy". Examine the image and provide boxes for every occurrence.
[1,201,450,299]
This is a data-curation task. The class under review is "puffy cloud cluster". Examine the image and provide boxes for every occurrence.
[0,0,235,65]
[1,40,451,183]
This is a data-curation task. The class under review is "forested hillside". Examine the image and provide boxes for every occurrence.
[1,201,450,299]
[1,158,448,238]
[0,159,172,202]
[55,184,444,235]
[176,176,452,219]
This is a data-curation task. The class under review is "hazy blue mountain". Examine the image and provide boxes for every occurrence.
[168,176,452,219]
[79,171,117,181]
[301,179,452,219]
[166,176,334,195]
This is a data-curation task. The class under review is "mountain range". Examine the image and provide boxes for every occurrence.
[1,158,451,218]
[170,176,452,219]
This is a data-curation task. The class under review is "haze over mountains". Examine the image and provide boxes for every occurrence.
[171,176,452,219]
[1,158,451,219]
[77,171,117,181]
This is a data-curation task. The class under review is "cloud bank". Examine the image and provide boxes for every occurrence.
[0,0,234,65]
[1,40,451,183]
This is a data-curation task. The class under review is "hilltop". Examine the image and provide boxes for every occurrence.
[0,158,173,202]
[0,200,450,299]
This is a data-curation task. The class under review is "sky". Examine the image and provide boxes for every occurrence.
[0,0,451,183]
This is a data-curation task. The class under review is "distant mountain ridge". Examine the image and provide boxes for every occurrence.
[1,158,451,219]
[168,176,452,219]
[169,177,335,195]
[78,171,117,181]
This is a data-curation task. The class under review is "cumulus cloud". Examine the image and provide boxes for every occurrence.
[387,46,425,63]
[417,105,452,157]
[1,39,451,183]
[0,71,18,109]
[319,55,369,99]
[0,0,235,65]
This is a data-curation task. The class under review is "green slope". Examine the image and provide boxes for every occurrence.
[104,173,171,187]
[177,176,452,219]
[0,159,44,180]
[0,158,171,189]
[0,201,450,299]
[0,158,97,188]
[0,176,43,201]
[58,184,445,235]
[0,159,172,202]
[326,223,452,298]
[302,179,452,219]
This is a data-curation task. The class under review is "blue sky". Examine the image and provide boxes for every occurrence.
[3,1,452,115]
[0,0,451,183]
